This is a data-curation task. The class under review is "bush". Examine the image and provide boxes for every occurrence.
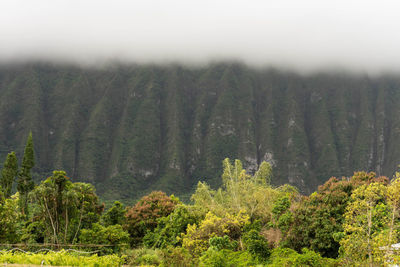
[242,229,270,262]
[127,248,162,266]
[159,246,197,267]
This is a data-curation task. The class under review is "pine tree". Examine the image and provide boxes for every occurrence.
[17,131,35,215]
[0,151,18,198]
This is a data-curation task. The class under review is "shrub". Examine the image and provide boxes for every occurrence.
[159,246,197,267]
[127,248,162,266]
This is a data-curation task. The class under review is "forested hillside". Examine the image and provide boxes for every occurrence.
[1,62,400,201]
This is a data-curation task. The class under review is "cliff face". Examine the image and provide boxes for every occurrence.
[1,63,400,201]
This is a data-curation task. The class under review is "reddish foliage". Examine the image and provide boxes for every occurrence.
[124,191,179,244]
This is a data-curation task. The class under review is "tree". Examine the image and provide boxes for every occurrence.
[382,172,400,263]
[181,211,249,256]
[143,204,204,248]
[29,170,103,244]
[125,191,180,245]
[0,151,18,198]
[254,161,272,185]
[17,132,35,215]
[191,158,287,222]
[0,193,22,243]
[340,182,389,266]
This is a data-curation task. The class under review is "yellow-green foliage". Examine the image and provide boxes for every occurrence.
[191,158,293,223]
[126,248,162,266]
[0,250,125,266]
[340,182,389,265]
[182,211,249,256]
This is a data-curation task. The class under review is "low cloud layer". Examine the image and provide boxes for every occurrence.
[1,0,400,73]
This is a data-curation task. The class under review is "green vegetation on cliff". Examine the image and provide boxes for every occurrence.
[1,62,400,201]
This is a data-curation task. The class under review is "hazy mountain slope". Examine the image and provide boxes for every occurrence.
[1,63,400,201]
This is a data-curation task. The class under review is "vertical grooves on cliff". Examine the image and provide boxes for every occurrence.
[2,64,400,200]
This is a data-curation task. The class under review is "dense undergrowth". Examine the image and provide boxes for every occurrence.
[0,250,125,266]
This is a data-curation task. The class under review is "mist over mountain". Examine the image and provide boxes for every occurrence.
[2,0,400,73]
[1,62,400,201]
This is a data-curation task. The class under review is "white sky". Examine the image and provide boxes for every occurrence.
[1,0,400,73]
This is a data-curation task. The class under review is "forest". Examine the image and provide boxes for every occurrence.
[1,134,400,266]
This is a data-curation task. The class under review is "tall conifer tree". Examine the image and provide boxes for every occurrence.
[0,151,18,198]
[17,131,35,215]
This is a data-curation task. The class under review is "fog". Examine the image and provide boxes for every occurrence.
[1,0,400,73]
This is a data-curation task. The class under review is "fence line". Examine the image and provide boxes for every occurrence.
[0,247,102,254]
[0,243,114,247]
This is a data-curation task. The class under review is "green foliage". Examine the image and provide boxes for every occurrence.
[102,201,126,226]
[79,222,129,254]
[242,229,270,261]
[271,195,293,235]
[0,250,125,266]
[209,235,238,251]
[272,196,291,218]
[0,193,22,243]
[21,220,46,243]
[125,191,180,245]
[143,204,204,249]
[0,151,18,198]
[267,247,338,267]
[18,132,35,215]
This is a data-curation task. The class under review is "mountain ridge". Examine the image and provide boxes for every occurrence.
[0,62,399,202]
